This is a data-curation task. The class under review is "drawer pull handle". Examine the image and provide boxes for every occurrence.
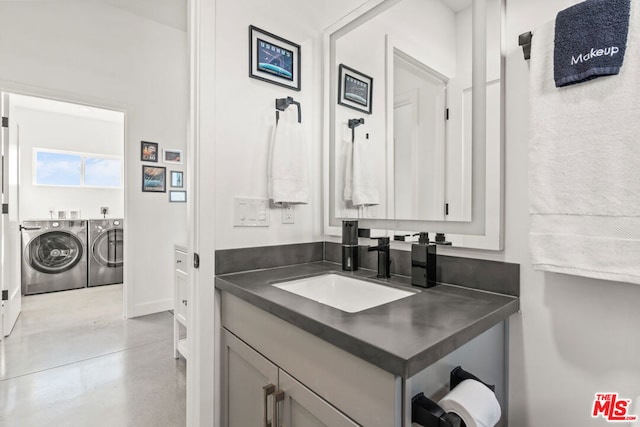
[274,390,285,427]
[263,383,275,427]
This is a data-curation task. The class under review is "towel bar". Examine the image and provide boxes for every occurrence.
[348,117,365,142]
[275,96,302,124]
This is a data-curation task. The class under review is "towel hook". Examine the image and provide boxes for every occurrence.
[519,31,533,60]
[348,118,365,142]
[275,96,302,124]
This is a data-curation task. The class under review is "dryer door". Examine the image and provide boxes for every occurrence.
[28,231,84,274]
[92,228,124,268]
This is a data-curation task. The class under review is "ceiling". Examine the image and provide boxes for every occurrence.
[11,94,125,124]
[96,0,187,32]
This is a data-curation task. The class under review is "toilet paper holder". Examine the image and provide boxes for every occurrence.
[411,366,495,427]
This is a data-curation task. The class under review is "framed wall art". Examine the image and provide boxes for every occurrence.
[170,171,184,188]
[163,148,183,164]
[338,64,373,114]
[249,25,301,91]
[141,141,159,162]
[169,191,187,203]
[142,165,166,192]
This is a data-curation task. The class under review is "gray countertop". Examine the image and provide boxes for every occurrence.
[215,261,519,378]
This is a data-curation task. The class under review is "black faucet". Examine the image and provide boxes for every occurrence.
[368,237,391,278]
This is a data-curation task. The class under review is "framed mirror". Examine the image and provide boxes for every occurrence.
[323,0,504,250]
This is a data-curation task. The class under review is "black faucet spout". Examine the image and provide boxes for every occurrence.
[368,237,391,278]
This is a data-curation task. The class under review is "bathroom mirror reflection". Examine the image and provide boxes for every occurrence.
[325,0,504,249]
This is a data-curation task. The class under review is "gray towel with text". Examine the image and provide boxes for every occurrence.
[554,0,630,87]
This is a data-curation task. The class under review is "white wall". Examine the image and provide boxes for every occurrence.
[504,0,640,425]
[214,0,364,249]
[14,106,125,220]
[0,1,188,317]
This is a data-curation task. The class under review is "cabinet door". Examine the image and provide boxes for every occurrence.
[278,370,360,427]
[175,269,188,326]
[222,329,279,427]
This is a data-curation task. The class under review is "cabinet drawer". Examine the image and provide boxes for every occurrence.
[175,249,188,273]
[175,270,188,326]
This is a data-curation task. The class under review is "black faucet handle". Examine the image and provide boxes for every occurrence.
[370,236,390,244]
[357,228,371,238]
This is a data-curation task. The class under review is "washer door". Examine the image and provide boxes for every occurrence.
[28,231,84,274]
[92,228,124,268]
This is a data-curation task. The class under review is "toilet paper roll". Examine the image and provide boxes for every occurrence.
[438,379,501,427]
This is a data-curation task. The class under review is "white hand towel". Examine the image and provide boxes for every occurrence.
[529,1,640,285]
[268,107,309,205]
[344,134,379,207]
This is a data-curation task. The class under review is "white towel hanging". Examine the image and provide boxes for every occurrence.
[528,1,640,285]
[344,130,379,207]
[268,107,309,205]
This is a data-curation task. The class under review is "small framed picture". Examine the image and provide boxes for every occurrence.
[170,171,184,188]
[249,25,301,91]
[141,141,159,162]
[163,149,183,164]
[338,64,373,114]
[142,165,166,192]
[169,190,187,203]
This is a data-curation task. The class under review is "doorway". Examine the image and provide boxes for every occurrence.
[1,92,126,337]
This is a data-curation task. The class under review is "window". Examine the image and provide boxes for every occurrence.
[34,149,123,188]
[35,151,82,186]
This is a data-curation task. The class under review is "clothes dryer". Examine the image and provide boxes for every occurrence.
[21,220,88,295]
[88,219,124,287]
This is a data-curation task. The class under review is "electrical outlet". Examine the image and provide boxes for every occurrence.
[282,204,295,224]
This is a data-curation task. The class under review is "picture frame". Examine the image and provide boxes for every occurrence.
[338,64,373,114]
[142,165,166,192]
[141,141,159,162]
[163,148,183,164]
[249,25,301,91]
[170,170,184,188]
[169,190,187,203]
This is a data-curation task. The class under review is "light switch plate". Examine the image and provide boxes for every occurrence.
[233,197,269,227]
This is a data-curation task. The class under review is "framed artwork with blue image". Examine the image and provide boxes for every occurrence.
[338,64,373,114]
[142,165,166,193]
[249,25,301,91]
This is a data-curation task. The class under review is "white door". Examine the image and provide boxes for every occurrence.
[1,92,21,338]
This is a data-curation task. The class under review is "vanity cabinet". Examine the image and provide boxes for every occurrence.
[222,329,359,427]
[220,287,508,427]
[173,245,188,359]
[221,291,400,426]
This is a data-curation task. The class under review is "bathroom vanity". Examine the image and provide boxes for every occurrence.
[216,261,518,426]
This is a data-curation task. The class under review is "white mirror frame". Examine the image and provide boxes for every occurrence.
[323,0,504,250]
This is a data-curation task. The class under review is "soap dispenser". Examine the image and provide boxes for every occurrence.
[411,232,437,288]
[342,220,359,271]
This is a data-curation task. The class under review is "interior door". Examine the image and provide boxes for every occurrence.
[1,92,21,338]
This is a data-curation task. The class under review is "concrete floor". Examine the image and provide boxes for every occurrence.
[0,285,186,427]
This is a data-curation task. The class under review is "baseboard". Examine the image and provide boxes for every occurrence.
[133,298,173,317]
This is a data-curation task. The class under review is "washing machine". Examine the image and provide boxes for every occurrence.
[88,219,124,287]
[21,220,88,295]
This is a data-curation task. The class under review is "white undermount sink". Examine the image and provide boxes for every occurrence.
[272,273,416,313]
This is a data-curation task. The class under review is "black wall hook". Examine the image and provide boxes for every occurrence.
[348,118,365,142]
[519,31,533,60]
[275,96,302,124]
